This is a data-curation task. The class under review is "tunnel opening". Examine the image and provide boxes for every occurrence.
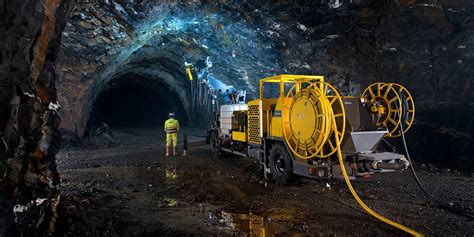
[87,80,188,133]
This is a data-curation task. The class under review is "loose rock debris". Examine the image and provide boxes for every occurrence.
[54,131,474,236]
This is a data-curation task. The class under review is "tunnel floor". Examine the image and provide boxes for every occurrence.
[56,129,474,236]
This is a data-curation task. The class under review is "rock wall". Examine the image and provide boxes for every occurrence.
[0,0,73,235]
[0,0,472,235]
[0,1,473,235]
[56,0,474,169]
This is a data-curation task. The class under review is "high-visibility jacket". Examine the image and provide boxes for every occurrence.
[164,118,179,134]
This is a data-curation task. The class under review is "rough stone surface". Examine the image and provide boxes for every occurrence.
[55,134,474,236]
[0,0,73,235]
[56,0,474,170]
[1,0,473,234]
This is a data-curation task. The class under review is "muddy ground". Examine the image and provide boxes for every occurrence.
[55,128,474,236]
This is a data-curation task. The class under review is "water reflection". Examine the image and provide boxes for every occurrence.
[203,209,302,236]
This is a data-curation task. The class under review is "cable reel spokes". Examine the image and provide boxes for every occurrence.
[389,83,415,137]
[309,82,346,158]
[362,83,402,137]
[282,81,346,159]
[282,84,328,159]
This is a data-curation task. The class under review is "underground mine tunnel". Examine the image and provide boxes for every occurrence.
[87,74,188,131]
[1,0,474,236]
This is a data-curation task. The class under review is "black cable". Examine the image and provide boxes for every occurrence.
[399,121,474,219]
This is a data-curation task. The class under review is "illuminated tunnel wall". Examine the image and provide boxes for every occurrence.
[55,1,474,169]
[57,3,282,137]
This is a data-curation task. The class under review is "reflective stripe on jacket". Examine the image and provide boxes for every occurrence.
[164,118,180,133]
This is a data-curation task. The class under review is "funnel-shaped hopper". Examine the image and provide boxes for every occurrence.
[342,130,387,153]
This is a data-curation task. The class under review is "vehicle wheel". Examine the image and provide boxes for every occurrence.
[269,143,293,183]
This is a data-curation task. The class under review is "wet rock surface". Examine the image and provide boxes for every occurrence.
[0,0,73,235]
[55,129,474,236]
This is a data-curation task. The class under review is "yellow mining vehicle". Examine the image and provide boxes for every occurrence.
[206,74,422,235]
[206,75,415,183]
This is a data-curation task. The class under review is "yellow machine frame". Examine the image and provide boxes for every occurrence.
[248,74,346,159]
[258,74,325,99]
[247,75,326,144]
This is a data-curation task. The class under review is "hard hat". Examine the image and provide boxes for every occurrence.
[169,112,175,118]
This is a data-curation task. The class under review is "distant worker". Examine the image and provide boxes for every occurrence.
[164,112,180,157]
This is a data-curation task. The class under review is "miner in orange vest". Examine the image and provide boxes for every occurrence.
[164,112,180,157]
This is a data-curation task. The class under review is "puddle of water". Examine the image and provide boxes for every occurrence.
[205,209,303,236]
[164,159,178,183]
[230,212,266,236]
[165,167,177,180]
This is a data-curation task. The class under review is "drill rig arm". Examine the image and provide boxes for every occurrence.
[185,57,246,105]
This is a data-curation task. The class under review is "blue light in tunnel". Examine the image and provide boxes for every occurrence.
[100,9,283,97]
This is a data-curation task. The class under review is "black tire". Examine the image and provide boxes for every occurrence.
[269,143,293,183]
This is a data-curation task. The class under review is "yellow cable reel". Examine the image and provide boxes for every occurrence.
[362,83,402,137]
[282,81,346,159]
[389,83,415,137]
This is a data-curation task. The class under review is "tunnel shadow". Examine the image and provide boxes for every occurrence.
[87,81,188,133]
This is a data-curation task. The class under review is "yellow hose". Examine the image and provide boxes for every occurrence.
[331,114,424,236]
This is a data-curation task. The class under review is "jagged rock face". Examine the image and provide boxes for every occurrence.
[0,0,472,234]
[0,1,473,235]
[57,1,282,136]
[57,0,474,168]
[0,0,73,235]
